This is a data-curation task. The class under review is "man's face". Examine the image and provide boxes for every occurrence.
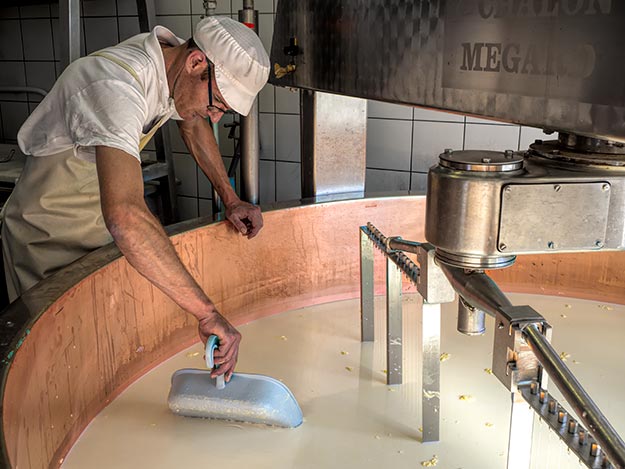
[176,52,233,123]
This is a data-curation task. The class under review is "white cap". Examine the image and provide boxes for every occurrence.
[193,16,270,116]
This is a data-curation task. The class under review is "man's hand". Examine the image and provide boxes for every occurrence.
[198,311,242,382]
[225,200,263,239]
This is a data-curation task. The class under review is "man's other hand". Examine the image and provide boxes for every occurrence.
[225,201,263,239]
[198,312,242,382]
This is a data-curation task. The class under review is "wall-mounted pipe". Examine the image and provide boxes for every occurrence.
[0,86,48,98]
[238,1,260,205]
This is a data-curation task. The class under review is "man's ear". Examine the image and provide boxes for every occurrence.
[186,50,207,75]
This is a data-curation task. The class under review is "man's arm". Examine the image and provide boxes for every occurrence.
[177,118,263,238]
[95,146,240,380]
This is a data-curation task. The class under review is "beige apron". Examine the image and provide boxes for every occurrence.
[2,53,170,301]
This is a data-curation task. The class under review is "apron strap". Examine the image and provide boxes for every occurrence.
[91,51,170,151]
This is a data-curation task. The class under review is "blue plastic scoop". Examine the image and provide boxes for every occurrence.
[168,335,303,428]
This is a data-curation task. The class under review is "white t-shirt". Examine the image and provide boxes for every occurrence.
[18,26,184,163]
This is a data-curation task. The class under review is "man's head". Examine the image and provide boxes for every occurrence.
[175,16,269,122]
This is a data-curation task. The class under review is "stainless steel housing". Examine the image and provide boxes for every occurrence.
[425,146,625,269]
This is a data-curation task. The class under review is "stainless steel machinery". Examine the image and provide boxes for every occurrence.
[270,1,625,467]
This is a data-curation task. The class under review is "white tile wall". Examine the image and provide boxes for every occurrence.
[464,123,521,151]
[275,86,299,114]
[155,16,192,39]
[83,0,117,17]
[191,0,231,16]
[412,121,464,173]
[155,0,190,15]
[413,106,464,122]
[25,62,56,101]
[173,153,198,197]
[19,5,51,18]
[0,102,29,140]
[22,20,55,61]
[118,16,141,41]
[259,159,275,203]
[275,114,299,162]
[259,113,275,160]
[368,100,412,120]
[0,21,23,60]
[276,161,300,201]
[116,0,138,16]
[365,168,410,193]
[366,118,412,171]
[410,172,428,194]
[178,195,199,220]
[519,126,549,150]
[84,17,119,54]
[258,84,275,113]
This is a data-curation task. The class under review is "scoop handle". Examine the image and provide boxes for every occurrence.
[205,335,226,390]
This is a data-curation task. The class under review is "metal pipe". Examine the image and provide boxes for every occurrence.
[437,264,510,318]
[386,236,421,254]
[238,4,260,205]
[523,324,625,468]
[59,0,81,71]
[0,86,48,98]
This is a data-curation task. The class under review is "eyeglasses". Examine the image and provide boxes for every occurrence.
[207,62,234,115]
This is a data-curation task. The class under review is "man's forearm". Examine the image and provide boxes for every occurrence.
[106,203,216,320]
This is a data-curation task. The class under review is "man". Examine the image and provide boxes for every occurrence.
[1,16,270,382]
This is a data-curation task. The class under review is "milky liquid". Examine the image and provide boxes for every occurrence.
[61,294,625,469]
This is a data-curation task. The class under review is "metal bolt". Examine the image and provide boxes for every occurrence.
[579,430,587,445]
[5,321,14,328]
[591,443,601,457]
[444,148,453,154]
[568,420,578,434]
[554,184,561,192]
[558,410,567,424]
[602,184,610,192]
[498,322,504,330]
[547,241,555,249]
[499,243,507,251]
[530,381,538,394]
[548,400,557,414]
[596,240,604,248]
[551,149,560,155]
[539,390,548,404]
[482,158,492,163]
[504,149,514,159]
[534,139,543,145]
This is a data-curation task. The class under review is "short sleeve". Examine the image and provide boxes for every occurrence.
[66,79,148,162]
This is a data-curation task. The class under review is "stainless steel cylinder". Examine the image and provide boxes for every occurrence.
[457,296,486,336]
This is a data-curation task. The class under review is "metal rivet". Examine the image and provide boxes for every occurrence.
[596,240,604,248]
[5,321,14,328]
[482,158,492,163]
[554,184,561,192]
[498,322,504,330]
[444,148,453,154]
[499,243,507,251]
[547,241,555,249]
[602,184,610,192]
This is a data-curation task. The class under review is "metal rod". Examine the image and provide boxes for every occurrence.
[0,86,48,98]
[421,301,441,442]
[523,324,625,468]
[507,392,534,469]
[360,228,374,342]
[238,7,260,205]
[387,237,422,254]
[386,257,403,385]
[438,264,510,318]
[59,0,81,71]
